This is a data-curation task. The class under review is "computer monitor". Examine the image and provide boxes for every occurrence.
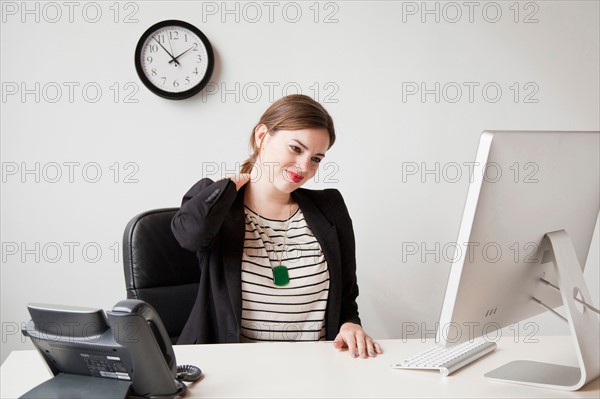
[435,131,600,390]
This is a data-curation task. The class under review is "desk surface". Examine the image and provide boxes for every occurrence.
[1,336,599,398]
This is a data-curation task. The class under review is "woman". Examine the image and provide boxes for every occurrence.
[172,94,382,359]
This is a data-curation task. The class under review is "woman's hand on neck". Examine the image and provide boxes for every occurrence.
[226,173,251,191]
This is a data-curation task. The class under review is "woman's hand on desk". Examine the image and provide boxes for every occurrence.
[333,322,382,359]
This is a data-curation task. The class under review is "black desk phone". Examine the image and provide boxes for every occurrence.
[21,299,201,398]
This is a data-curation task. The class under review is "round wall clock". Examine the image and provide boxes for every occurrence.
[135,20,214,100]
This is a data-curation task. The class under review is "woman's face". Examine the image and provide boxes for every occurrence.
[254,126,330,193]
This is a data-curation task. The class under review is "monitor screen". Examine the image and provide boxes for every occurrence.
[436,131,599,346]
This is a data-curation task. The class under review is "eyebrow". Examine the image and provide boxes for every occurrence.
[291,139,326,157]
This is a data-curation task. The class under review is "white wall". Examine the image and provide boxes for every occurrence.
[1,1,598,363]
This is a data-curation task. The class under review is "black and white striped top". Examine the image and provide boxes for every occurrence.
[241,206,330,342]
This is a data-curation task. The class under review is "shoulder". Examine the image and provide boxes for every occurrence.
[190,177,216,189]
[295,187,350,222]
[187,177,239,192]
[180,177,234,201]
[295,187,345,205]
[181,177,215,194]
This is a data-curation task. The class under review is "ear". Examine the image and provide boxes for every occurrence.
[254,124,269,148]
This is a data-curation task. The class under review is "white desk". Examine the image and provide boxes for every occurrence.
[2,336,598,398]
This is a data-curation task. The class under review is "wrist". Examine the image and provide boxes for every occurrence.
[340,321,360,331]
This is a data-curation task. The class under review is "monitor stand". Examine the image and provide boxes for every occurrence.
[484,230,600,391]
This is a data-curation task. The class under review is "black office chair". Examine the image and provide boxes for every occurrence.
[122,208,200,344]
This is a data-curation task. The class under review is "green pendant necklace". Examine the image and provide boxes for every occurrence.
[272,265,289,287]
[246,194,294,286]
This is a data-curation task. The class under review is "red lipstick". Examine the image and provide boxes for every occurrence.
[287,170,304,183]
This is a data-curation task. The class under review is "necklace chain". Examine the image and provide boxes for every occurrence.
[273,200,292,265]
[246,197,293,267]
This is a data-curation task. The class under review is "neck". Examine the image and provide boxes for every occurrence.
[244,180,293,220]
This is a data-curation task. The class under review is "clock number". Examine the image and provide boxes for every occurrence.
[192,68,199,75]
[161,77,167,85]
[146,56,153,64]
[155,34,165,44]
[197,55,202,63]
[151,68,157,76]
[173,80,180,88]
[169,31,179,40]
[192,43,198,51]
[149,44,158,53]
[185,77,191,85]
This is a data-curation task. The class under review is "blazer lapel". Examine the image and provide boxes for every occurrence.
[293,190,342,338]
[221,186,246,327]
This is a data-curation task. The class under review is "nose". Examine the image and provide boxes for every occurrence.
[297,155,312,173]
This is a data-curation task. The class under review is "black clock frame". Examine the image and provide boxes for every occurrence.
[135,20,214,100]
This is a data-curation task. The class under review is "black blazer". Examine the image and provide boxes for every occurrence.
[171,178,361,344]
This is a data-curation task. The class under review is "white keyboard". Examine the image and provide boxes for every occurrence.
[391,339,497,377]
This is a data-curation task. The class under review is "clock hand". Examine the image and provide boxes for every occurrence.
[169,46,195,64]
[152,36,180,66]
[167,36,179,67]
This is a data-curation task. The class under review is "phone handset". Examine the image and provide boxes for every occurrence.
[107,299,201,398]
[111,300,177,372]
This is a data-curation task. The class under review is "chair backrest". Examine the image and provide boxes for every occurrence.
[122,208,199,344]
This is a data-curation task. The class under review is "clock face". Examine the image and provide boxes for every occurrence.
[135,20,214,100]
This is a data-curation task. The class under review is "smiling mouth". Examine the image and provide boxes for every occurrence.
[287,170,304,183]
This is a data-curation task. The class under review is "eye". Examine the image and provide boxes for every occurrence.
[312,157,322,164]
[290,145,301,153]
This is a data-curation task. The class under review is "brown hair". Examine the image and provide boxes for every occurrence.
[240,94,336,174]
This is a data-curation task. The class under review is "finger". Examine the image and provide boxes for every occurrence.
[366,337,377,357]
[332,334,345,349]
[344,332,358,358]
[374,341,383,354]
[355,331,368,359]
[366,337,382,357]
